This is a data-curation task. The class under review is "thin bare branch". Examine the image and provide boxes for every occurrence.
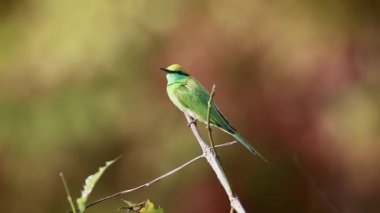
[207,84,217,156]
[185,113,246,213]
[82,155,202,211]
[75,141,237,212]
[213,140,237,148]
[60,173,77,213]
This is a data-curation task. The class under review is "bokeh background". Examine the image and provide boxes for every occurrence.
[1,0,379,212]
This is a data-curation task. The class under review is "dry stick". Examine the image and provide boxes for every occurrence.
[185,113,246,213]
[207,84,217,156]
[82,156,202,211]
[60,173,77,213]
[79,141,237,212]
[189,84,245,213]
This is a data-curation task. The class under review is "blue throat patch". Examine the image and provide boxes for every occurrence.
[166,73,188,85]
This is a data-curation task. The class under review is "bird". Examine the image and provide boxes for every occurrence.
[160,64,268,163]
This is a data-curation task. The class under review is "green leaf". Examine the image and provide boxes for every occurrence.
[119,200,164,213]
[140,200,164,213]
[76,158,119,213]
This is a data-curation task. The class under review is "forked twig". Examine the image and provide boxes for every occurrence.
[185,113,246,213]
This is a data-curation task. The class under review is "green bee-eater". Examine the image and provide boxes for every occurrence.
[161,64,268,163]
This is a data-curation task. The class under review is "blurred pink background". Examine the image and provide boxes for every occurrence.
[0,0,379,212]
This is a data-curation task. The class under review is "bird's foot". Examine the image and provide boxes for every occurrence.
[188,117,197,127]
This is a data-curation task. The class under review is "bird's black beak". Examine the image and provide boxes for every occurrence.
[160,67,171,73]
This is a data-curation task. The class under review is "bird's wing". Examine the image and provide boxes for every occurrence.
[173,79,209,121]
[174,79,236,133]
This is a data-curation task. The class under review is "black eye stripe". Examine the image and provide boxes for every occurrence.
[170,70,189,76]
[160,67,189,76]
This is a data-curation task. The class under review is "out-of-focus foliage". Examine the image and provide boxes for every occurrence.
[0,0,379,212]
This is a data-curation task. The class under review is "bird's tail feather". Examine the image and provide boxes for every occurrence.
[232,133,269,164]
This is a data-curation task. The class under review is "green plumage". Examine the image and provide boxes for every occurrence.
[161,64,268,163]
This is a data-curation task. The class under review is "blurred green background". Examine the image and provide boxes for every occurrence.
[1,0,380,212]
